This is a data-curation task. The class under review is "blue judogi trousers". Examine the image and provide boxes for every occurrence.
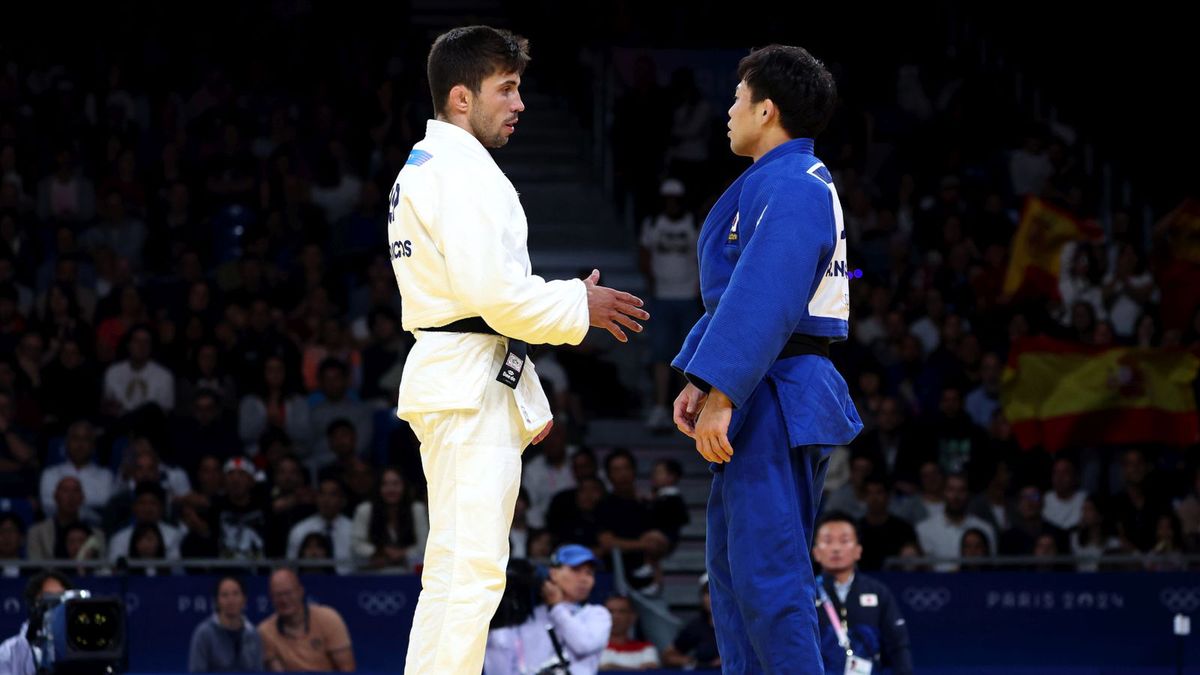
[706,380,830,674]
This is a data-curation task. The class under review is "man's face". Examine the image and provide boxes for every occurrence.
[55,477,84,517]
[226,469,254,499]
[550,562,595,603]
[66,425,95,464]
[132,493,163,524]
[467,70,524,149]
[1052,460,1075,495]
[274,460,303,492]
[813,521,861,575]
[607,457,635,492]
[726,80,764,157]
[320,367,348,400]
[269,571,303,619]
[1017,486,1042,519]
[329,426,357,458]
[605,596,637,637]
[864,481,889,515]
[572,454,596,482]
[317,481,344,519]
[944,476,969,514]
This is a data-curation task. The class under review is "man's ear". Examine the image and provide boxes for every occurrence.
[758,98,777,127]
[448,84,471,114]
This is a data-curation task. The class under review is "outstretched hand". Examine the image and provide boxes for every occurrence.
[584,269,649,342]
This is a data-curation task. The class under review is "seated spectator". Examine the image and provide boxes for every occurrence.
[0,389,37,500]
[38,421,115,525]
[316,419,364,484]
[108,481,182,563]
[211,457,269,559]
[958,527,993,572]
[176,342,238,414]
[599,594,660,670]
[287,478,353,574]
[1109,448,1171,552]
[0,513,24,577]
[857,474,917,571]
[522,418,575,530]
[596,449,670,593]
[126,521,170,576]
[1000,484,1067,556]
[547,476,606,552]
[298,533,337,575]
[102,325,175,416]
[648,459,688,549]
[308,358,374,469]
[27,476,108,561]
[237,355,312,458]
[188,575,264,672]
[258,568,355,671]
[661,575,719,669]
[265,454,316,558]
[170,388,242,473]
[546,448,599,525]
[351,467,427,573]
[1042,457,1087,531]
[105,436,192,530]
[59,521,104,577]
[825,451,875,520]
[485,545,611,675]
[892,460,946,525]
[915,474,996,572]
[968,459,1014,533]
[1071,495,1124,572]
[964,353,1002,430]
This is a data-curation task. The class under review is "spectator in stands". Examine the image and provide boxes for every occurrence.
[600,594,660,670]
[126,521,169,576]
[352,466,427,572]
[0,389,38,499]
[102,325,175,416]
[308,358,373,468]
[915,473,996,571]
[648,459,689,549]
[0,513,24,577]
[825,451,875,520]
[40,336,101,430]
[857,474,917,571]
[596,449,670,593]
[1175,467,1200,552]
[287,477,353,574]
[958,527,993,571]
[546,448,600,525]
[316,419,365,484]
[851,396,927,494]
[298,533,337,574]
[265,454,316,558]
[176,342,237,414]
[108,481,182,564]
[27,476,107,561]
[171,388,242,472]
[1110,448,1171,552]
[39,420,114,525]
[188,575,264,672]
[548,476,607,553]
[358,306,408,402]
[485,544,611,675]
[662,574,719,669]
[209,457,269,560]
[36,147,95,224]
[522,416,574,529]
[1043,457,1087,531]
[812,513,913,674]
[893,460,945,525]
[929,385,987,477]
[105,436,191,529]
[639,178,700,432]
[259,568,355,671]
[238,354,312,458]
[964,352,1001,430]
[1071,495,1124,571]
[968,459,1014,534]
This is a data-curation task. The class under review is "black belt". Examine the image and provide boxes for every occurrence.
[779,334,831,359]
[422,317,530,388]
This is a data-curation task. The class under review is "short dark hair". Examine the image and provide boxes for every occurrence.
[655,459,683,481]
[24,571,72,609]
[604,447,635,474]
[214,575,246,598]
[0,512,24,534]
[816,511,859,541]
[736,44,837,139]
[325,418,355,438]
[427,25,531,116]
[317,357,348,377]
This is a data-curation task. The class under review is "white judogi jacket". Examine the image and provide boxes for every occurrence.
[388,120,589,432]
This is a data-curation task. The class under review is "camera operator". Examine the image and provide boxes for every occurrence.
[485,545,611,675]
[0,572,72,675]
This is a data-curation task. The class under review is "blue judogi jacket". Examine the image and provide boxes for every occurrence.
[672,138,861,448]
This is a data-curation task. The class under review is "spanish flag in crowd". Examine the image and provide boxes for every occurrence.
[1002,336,1200,451]
[1154,198,1200,330]
[1002,196,1102,300]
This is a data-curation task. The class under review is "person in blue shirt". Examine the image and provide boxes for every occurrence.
[671,44,862,672]
[813,512,914,675]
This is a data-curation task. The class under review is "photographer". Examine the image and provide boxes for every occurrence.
[485,545,612,675]
[0,572,72,675]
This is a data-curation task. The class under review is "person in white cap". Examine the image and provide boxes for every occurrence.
[638,177,700,432]
[387,26,648,675]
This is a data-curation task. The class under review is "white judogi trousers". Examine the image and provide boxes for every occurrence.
[403,376,537,674]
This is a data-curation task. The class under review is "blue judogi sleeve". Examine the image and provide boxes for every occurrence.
[682,174,834,408]
[671,313,712,374]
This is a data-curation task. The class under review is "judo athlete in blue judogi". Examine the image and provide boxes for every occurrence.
[671,45,863,673]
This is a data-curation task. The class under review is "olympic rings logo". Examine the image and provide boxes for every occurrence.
[357,591,408,616]
[1159,588,1200,613]
[901,587,951,612]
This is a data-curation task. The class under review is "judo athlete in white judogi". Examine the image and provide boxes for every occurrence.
[387,26,649,674]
